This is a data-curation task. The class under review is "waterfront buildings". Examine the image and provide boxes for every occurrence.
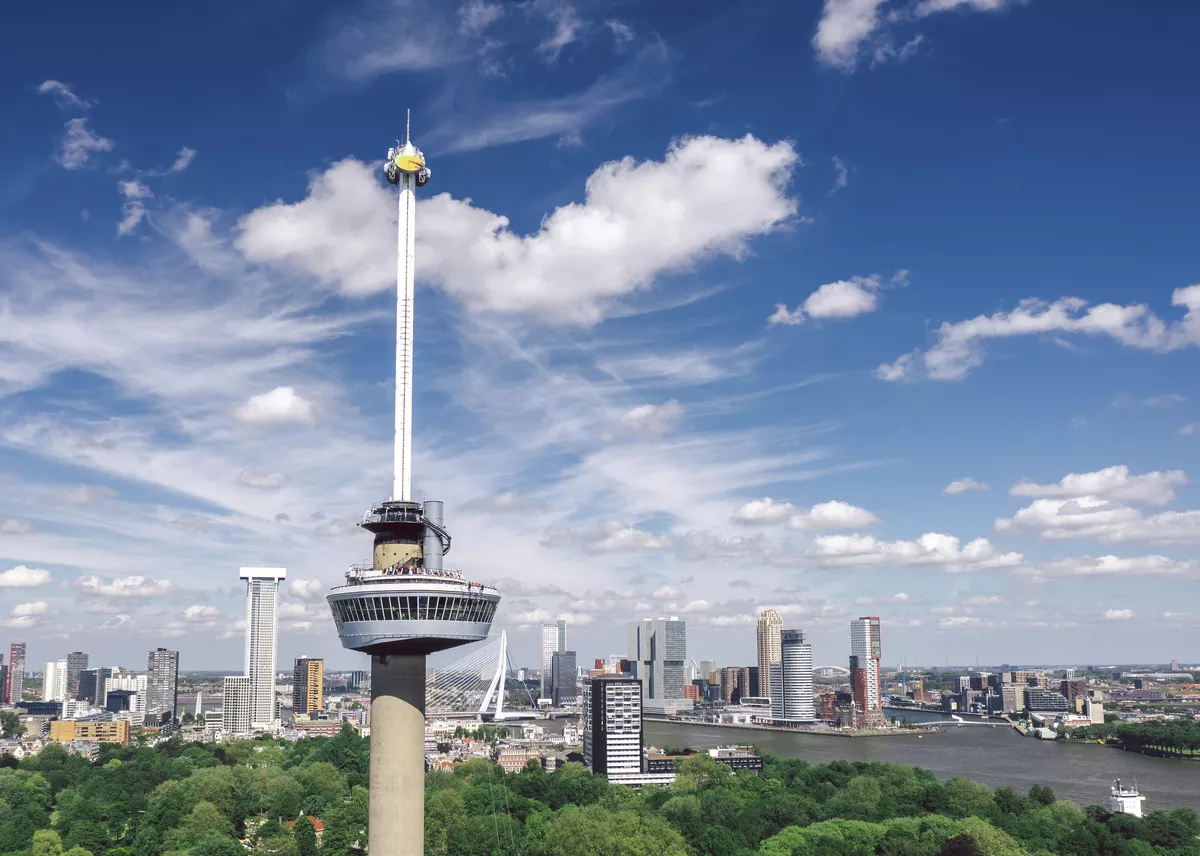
[550,650,577,706]
[1026,688,1070,712]
[293,656,325,716]
[756,609,783,701]
[6,642,25,703]
[720,666,752,703]
[241,566,286,727]
[850,617,884,726]
[66,652,88,697]
[146,648,179,726]
[541,620,566,699]
[43,660,68,702]
[222,675,252,737]
[628,617,692,715]
[769,629,815,721]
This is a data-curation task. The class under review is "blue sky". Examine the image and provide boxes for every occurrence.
[1,0,1198,673]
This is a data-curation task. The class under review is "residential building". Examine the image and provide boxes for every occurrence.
[496,749,542,774]
[293,656,325,716]
[42,660,68,702]
[769,629,814,721]
[720,666,751,703]
[49,719,131,747]
[956,676,971,692]
[222,675,253,737]
[540,620,566,699]
[550,650,577,706]
[756,608,783,701]
[628,618,692,715]
[241,566,286,726]
[850,617,883,725]
[0,662,6,703]
[65,652,88,698]
[77,667,113,708]
[583,676,672,785]
[5,643,25,704]
[146,648,180,726]
[1026,688,1069,712]
[699,660,716,684]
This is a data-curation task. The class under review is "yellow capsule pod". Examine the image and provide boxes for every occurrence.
[394,153,425,173]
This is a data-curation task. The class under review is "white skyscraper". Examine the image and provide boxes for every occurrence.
[541,620,565,698]
[769,629,814,721]
[42,660,68,702]
[222,675,252,737]
[241,566,286,726]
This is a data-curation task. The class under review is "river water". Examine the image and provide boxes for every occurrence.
[644,713,1200,812]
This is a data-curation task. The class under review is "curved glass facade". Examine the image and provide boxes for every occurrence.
[333,594,497,625]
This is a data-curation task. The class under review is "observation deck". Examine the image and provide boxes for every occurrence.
[327,497,499,656]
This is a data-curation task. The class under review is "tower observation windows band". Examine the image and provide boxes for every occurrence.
[333,597,497,625]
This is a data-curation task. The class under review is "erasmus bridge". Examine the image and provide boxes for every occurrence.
[424,631,537,719]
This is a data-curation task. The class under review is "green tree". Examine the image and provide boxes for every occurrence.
[425,789,467,856]
[0,710,21,739]
[32,829,65,856]
[544,804,687,856]
[1027,785,1055,807]
[292,816,317,856]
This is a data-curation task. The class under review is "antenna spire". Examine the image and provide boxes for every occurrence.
[406,109,411,145]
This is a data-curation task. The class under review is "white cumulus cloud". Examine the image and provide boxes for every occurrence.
[733,498,878,531]
[11,601,49,617]
[808,532,1023,571]
[237,136,799,325]
[1010,465,1186,506]
[1103,609,1133,620]
[945,478,989,495]
[543,520,671,553]
[997,497,1200,544]
[769,272,905,326]
[609,400,684,437]
[289,579,326,600]
[74,574,174,597]
[0,566,53,588]
[878,287,1200,381]
[234,386,315,425]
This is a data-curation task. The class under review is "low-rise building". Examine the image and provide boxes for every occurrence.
[49,719,130,746]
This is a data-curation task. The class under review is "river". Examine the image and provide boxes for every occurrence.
[644,713,1200,812]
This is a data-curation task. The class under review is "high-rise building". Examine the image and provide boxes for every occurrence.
[720,666,751,703]
[222,675,252,737]
[628,618,691,715]
[77,667,112,707]
[699,659,717,684]
[241,566,286,726]
[42,660,68,702]
[550,650,577,706]
[6,642,26,703]
[850,617,883,725]
[583,676,643,778]
[293,656,325,716]
[756,608,783,701]
[65,652,88,698]
[0,661,7,704]
[146,648,180,726]
[769,629,814,721]
[106,670,148,717]
[1001,683,1027,713]
[541,620,566,699]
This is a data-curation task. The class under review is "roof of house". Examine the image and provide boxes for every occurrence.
[284,816,325,832]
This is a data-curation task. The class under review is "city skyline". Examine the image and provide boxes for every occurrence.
[2,3,1200,669]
